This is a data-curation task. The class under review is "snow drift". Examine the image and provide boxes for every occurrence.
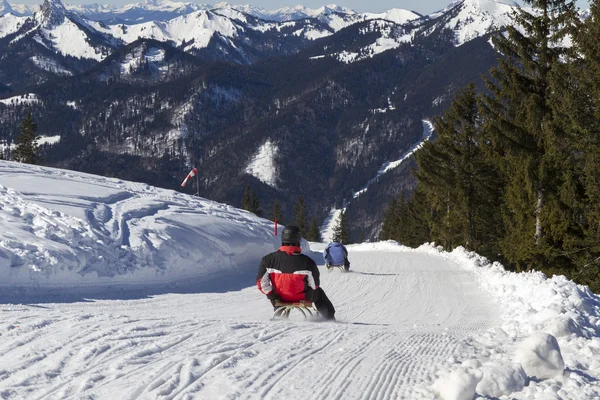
[0,161,279,294]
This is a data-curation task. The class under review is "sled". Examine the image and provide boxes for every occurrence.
[272,300,317,320]
[327,264,348,272]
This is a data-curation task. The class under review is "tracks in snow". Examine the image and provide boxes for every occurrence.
[0,248,499,399]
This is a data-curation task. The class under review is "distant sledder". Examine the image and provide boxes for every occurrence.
[323,241,350,272]
[256,226,336,321]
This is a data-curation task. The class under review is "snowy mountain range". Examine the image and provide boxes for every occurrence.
[0,0,515,62]
[0,0,536,242]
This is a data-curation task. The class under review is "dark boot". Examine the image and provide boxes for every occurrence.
[270,298,281,312]
[310,288,335,320]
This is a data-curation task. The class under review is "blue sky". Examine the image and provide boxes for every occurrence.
[14,0,591,16]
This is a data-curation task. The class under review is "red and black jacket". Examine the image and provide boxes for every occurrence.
[256,246,320,302]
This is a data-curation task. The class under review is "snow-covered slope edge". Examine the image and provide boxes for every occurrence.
[393,242,600,399]
[0,161,280,292]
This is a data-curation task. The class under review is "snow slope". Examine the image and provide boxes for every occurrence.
[0,12,26,39]
[0,161,599,399]
[427,0,516,46]
[0,161,279,293]
[88,9,242,51]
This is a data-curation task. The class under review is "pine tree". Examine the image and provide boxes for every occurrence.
[379,197,398,241]
[340,210,350,244]
[292,196,307,233]
[13,111,40,164]
[546,1,600,290]
[241,185,251,211]
[332,210,349,244]
[478,0,577,270]
[416,83,504,256]
[398,186,432,247]
[306,216,322,242]
[271,199,284,223]
[391,192,410,243]
[251,190,262,217]
[415,128,462,250]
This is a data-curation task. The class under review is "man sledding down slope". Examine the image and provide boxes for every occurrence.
[256,226,336,321]
[323,241,350,271]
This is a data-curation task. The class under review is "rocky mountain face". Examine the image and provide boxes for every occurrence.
[0,0,516,240]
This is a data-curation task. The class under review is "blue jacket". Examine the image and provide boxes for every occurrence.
[323,242,347,266]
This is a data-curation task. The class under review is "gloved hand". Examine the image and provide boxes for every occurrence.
[267,291,280,301]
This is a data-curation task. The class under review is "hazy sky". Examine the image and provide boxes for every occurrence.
[13,0,592,17]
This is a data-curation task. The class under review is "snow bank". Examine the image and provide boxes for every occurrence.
[0,161,281,295]
[477,361,527,397]
[365,241,600,399]
[432,366,482,400]
[515,333,565,380]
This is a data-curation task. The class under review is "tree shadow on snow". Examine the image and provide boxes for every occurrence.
[347,271,399,276]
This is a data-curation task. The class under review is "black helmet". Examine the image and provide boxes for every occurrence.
[281,225,302,245]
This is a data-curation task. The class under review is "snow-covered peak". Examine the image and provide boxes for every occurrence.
[363,8,421,25]
[221,2,356,22]
[0,12,26,38]
[312,4,355,16]
[125,0,199,12]
[36,0,68,27]
[8,0,117,61]
[462,0,517,13]
[67,0,208,23]
[89,9,242,51]
[67,3,116,15]
[428,0,516,45]
[0,0,14,16]
[8,2,39,16]
[273,4,355,20]
[210,4,249,22]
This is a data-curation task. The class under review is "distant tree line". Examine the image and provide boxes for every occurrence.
[241,186,345,243]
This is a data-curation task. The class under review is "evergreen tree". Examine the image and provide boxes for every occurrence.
[416,83,504,256]
[415,128,462,250]
[241,185,251,211]
[479,0,577,270]
[332,210,349,244]
[398,186,432,247]
[306,216,322,242]
[271,199,284,223]
[379,192,409,243]
[379,197,398,241]
[547,1,600,291]
[13,111,40,164]
[391,192,410,243]
[250,190,262,217]
[292,196,307,233]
